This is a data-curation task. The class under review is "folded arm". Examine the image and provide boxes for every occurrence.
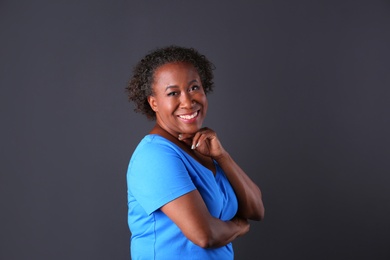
[160,190,249,248]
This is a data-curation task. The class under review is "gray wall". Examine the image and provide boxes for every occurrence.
[1,1,389,259]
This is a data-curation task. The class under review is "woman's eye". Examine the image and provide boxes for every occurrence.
[167,92,178,96]
[190,85,200,91]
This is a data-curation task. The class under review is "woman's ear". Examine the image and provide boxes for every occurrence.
[147,96,158,112]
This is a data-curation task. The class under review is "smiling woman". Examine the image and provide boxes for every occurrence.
[125,46,264,259]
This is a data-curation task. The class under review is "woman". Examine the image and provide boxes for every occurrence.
[126,46,264,259]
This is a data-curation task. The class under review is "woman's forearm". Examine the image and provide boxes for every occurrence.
[215,151,265,221]
[202,216,249,248]
[161,190,250,248]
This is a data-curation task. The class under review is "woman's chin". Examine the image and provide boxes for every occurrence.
[179,126,202,135]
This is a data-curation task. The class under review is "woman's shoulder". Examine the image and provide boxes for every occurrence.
[128,134,190,174]
[132,134,183,159]
[138,134,177,149]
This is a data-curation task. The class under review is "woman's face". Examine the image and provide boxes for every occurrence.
[148,62,208,137]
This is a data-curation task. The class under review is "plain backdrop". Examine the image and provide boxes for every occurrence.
[1,1,389,259]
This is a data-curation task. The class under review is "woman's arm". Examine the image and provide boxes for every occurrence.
[180,127,265,221]
[160,189,249,248]
[214,151,265,220]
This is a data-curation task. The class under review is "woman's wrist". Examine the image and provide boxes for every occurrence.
[212,149,230,163]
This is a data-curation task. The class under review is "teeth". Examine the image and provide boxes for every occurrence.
[179,111,198,120]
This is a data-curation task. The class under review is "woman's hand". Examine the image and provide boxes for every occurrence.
[231,216,250,237]
[178,127,226,159]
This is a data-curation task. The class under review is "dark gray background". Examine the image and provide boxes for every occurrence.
[1,1,389,259]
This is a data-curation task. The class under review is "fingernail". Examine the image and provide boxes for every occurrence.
[178,134,182,140]
[191,144,195,149]
[196,142,200,148]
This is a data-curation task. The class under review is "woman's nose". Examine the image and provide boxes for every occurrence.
[180,92,193,108]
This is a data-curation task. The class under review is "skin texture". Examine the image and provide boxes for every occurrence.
[148,62,264,248]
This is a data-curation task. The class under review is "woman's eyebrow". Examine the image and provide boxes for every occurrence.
[188,79,199,85]
[165,85,179,91]
[164,80,199,91]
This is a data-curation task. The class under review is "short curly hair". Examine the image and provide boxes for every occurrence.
[126,45,215,120]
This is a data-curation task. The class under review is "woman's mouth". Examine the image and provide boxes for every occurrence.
[178,111,199,120]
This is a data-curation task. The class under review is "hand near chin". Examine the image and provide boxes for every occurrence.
[178,127,226,159]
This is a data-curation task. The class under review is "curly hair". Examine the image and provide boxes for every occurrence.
[126,45,215,120]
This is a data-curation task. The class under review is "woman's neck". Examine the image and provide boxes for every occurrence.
[150,124,190,149]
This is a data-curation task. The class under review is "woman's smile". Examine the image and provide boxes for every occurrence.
[177,110,200,122]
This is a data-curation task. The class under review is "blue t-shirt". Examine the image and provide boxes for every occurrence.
[127,134,238,260]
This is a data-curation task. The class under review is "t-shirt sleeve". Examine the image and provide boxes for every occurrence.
[127,140,196,215]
